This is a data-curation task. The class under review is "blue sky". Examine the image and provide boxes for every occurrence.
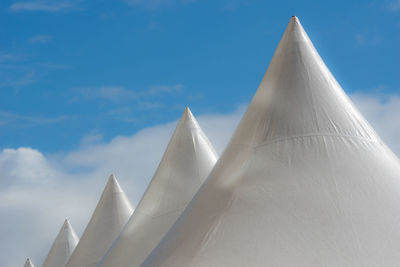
[1,0,399,153]
[1,0,400,266]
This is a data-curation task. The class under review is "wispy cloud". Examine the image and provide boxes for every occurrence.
[71,86,137,102]
[0,69,36,88]
[223,0,252,11]
[388,0,400,11]
[355,32,383,47]
[29,34,52,44]
[122,0,197,10]
[0,52,20,63]
[97,86,137,101]
[145,83,183,96]
[0,52,68,90]
[9,0,76,12]
[0,52,37,88]
[71,84,184,103]
[0,111,71,127]
[80,132,104,147]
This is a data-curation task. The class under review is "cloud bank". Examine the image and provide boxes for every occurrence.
[9,1,76,12]
[1,92,400,267]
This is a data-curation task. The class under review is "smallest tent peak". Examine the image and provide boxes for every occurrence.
[24,258,34,267]
[62,218,73,230]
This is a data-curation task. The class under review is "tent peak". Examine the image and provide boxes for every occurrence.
[65,174,133,267]
[286,15,302,34]
[43,218,79,267]
[62,219,75,231]
[178,106,199,130]
[98,105,218,267]
[104,174,123,194]
[182,106,194,118]
[62,219,70,229]
[24,258,34,267]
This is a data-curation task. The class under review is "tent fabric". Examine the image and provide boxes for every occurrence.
[99,107,218,267]
[24,258,35,267]
[65,175,133,267]
[42,219,79,267]
[141,16,400,267]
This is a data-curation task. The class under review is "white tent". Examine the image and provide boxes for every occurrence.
[141,16,400,267]
[65,175,133,267]
[24,258,35,267]
[42,219,79,267]
[99,107,218,267]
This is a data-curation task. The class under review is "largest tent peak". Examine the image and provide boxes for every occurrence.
[231,15,378,147]
[141,17,400,267]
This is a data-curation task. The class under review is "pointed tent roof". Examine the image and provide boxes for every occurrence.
[65,175,133,267]
[99,107,218,267]
[142,17,400,266]
[24,258,35,267]
[42,219,79,267]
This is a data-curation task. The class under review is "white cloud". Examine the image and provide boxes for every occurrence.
[2,92,400,267]
[0,107,241,267]
[9,1,75,12]
[350,92,400,155]
[29,35,52,44]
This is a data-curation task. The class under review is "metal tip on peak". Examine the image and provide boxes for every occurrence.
[183,106,194,118]
[290,15,299,22]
